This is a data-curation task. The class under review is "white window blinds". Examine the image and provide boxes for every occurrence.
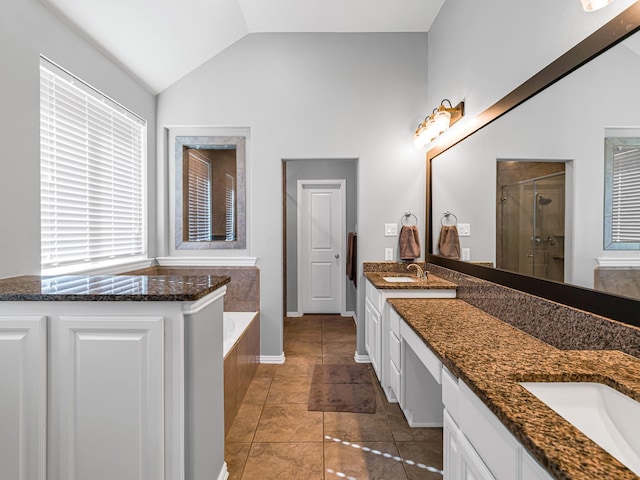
[611,145,640,243]
[40,58,146,269]
[186,151,212,242]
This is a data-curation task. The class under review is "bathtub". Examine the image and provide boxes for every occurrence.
[223,311,258,358]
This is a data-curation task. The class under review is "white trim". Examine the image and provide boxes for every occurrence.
[157,256,257,267]
[286,311,303,317]
[259,353,286,364]
[218,462,229,480]
[182,286,227,315]
[297,179,347,315]
[354,353,371,363]
[596,257,640,267]
[41,256,154,276]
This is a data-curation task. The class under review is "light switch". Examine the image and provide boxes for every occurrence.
[458,223,471,237]
[385,223,398,236]
[385,248,394,260]
[461,248,471,261]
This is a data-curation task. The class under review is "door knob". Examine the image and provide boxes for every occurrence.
[335,254,340,259]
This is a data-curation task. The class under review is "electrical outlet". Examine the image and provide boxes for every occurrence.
[384,223,398,236]
[385,248,394,260]
[458,223,471,237]
[461,248,471,261]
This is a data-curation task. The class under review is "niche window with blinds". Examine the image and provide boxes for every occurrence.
[604,136,640,250]
[40,57,147,270]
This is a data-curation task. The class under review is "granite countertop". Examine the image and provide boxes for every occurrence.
[388,297,640,480]
[0,274,230,301]
[364,271,457,290]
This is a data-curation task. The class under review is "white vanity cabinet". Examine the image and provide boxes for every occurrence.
[0,316,47,480]
[441,367,553,480]
[0,284,227,480]
[364,278,455,403]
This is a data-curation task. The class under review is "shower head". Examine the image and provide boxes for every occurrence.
[538,195,552,206]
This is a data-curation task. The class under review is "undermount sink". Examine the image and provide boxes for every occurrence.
[520,382,640,475]
[382,276,416,283]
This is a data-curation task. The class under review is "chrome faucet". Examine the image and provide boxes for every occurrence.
[407,263,428,280]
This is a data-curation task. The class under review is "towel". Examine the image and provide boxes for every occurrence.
[399,225,421,261]
[346,232,357,287]
[438,225,461,260]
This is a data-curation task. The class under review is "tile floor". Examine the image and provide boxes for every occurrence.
[225,314,444,480]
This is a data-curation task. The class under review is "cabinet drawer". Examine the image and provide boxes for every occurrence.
[365,280,382,311]
[459,382,519,480]
[389,331,401,366]
[389,308,400,336]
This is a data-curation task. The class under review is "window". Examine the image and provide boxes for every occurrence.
[604,136,640,250]
[39,57,146,270]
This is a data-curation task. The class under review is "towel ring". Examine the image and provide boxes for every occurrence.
[441,211,458,226]
[401,211,418,226]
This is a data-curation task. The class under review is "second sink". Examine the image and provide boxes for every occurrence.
[382,276,416,283]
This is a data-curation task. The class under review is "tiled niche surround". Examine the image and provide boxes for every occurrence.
[426,264,640,359]
[126,265,259,312]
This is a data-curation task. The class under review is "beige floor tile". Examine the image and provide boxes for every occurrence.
[323,340,357,357]
[285,338,323,357]
[285,329,323,344]
[254,364,276,379]
[322,330,356,344]
[324,440,408,480]
[242,377,272,405]
[265,376,312,404]
[241,442,324,480]
[323,410,394,442]
[226,404,264,443]
[225,442,251,480]
[387,406,444,443]
[396,440,444,480]
[254,404,323,443]
[274,355,322,377]
[323,355,357,365]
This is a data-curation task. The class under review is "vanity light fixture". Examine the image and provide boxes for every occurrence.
[580,0,614,12]
[414,99,464,149]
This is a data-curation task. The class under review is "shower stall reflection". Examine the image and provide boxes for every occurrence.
[498,172,565,282]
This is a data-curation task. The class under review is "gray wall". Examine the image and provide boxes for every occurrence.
[0,0,157,278]
[157,33,429,357]
[285,159,358,315]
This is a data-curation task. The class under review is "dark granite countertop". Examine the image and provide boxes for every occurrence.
[388,297,640,480]
[364,271,457,290]
[0,274,230,301]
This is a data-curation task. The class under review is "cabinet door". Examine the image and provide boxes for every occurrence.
[443,411,460,480]
[364,299,381,379]
[0,316,47,480]
[459,432,496,480]
[50,316,164,480]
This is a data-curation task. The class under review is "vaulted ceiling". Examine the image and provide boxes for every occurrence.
[37,0,445,94]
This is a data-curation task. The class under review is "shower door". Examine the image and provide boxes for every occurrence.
[499,173,565,282]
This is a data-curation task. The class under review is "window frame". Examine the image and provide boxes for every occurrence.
[39,56,148,274]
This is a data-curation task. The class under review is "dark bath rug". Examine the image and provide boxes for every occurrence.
[308,364,377,414]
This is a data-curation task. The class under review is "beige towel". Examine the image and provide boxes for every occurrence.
[438,225,461,260]
[346,232,357,287]
[399,225,421,260]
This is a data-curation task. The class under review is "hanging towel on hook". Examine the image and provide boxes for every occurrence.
[346,232,358,287]
[399,225,421,261]
[438,225,461,260]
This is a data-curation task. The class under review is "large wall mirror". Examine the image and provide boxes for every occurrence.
[175,135,246,250]
[427,4,640,325]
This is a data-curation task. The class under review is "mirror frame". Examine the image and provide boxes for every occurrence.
[426,3,640,328]
[175,135,247,250]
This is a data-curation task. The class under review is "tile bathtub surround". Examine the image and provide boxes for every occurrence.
[224,314,444,480]
[426,264,640,358]
[388,297,640,480]
[594,266,640,300]
[125,266,259,311]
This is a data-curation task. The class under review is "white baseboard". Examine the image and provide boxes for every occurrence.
[354,353,370,363]
[260,353,286,364]
[218,462,229,480]
[342,310,356,320]
[286,311,303,317]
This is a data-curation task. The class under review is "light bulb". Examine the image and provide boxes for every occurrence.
[580,0,613,12]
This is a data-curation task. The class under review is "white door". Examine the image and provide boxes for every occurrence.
[298,180,345,314]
